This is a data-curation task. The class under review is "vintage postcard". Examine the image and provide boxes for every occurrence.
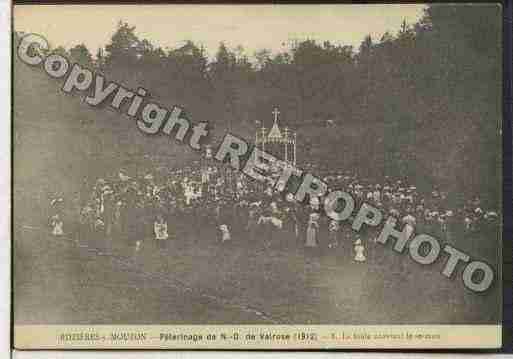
[12,3,502,349]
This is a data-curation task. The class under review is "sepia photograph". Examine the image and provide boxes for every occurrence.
[12,3,503,349]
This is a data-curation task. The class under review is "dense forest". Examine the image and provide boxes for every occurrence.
[14,4,502,207]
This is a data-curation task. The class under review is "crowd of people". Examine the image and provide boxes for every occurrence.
[47,161,500,263]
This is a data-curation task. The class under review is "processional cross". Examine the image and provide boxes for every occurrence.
[272,107,280,124]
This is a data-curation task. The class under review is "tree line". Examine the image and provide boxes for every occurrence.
[13,4,502,206]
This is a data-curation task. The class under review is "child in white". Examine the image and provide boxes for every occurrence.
[219,224,231,243]
[354,238,366,262]
[328,220,339,249]
[154,215,169,240]
[50,214,64,236]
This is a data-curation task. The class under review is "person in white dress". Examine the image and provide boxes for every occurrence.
[50,214,64,236]
[402,213,416,238]
[154,214,169,240]
[219,224,231,243]
[354,238,366,262]
[328,219,340,249]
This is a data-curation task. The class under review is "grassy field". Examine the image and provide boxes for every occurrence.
[13,226,500,325]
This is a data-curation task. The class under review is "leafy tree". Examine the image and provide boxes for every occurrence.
[69,44,93,67]
[104,21,141,67]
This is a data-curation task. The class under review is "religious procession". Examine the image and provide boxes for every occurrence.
[46,111,500,266]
